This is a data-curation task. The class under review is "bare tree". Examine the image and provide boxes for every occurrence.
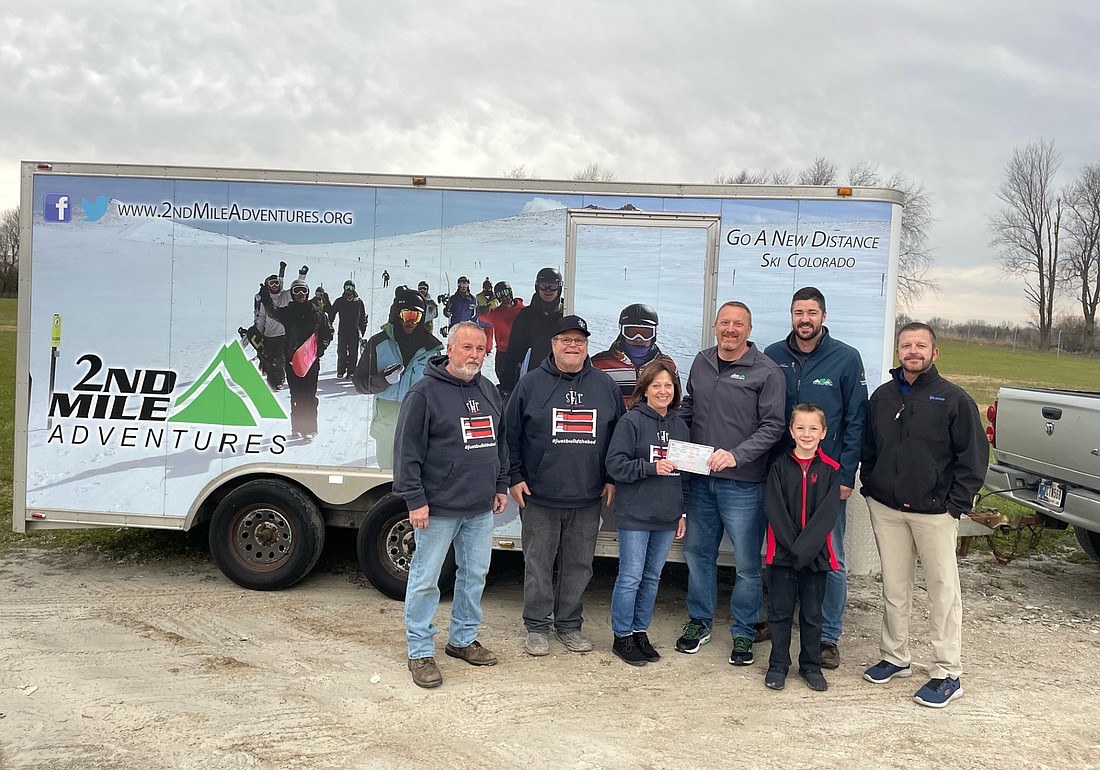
[714,169,793,185]
[502,165,533,179]
[990,140,1063,347]
[1063,163,1100,348]
[797,156,838,186]
[884,172,939,310]
[0,207,19,295]
[847,161,880,187]
[572,163,615,182]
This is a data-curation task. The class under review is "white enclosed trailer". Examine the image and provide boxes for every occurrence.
[15,161,903,596]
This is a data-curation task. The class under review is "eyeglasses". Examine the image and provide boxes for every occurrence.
[291,287,310,297]
[553,336,588,347]
[399,309,423,324]
[537,281,562,292]
[621,325,656,344]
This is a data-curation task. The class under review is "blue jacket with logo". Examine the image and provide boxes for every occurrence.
[764,328,868,488]
[393,356,509,518]
[505,355,625,508]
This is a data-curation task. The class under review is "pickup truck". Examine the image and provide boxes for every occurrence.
[986,387,1100,563]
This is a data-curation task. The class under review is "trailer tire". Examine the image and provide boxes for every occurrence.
[209,480,325,591]
[357,495,456,600]
[1075,526,1100,564]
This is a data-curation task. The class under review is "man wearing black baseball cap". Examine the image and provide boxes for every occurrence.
[506,313,624,656]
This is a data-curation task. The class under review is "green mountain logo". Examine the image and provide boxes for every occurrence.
[169,341,287,426]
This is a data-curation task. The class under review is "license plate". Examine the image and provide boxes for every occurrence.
[1038,480,1065,508]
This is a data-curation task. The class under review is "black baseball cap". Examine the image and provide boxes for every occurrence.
[555,315,590,337]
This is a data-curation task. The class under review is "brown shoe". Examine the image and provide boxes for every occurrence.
[408,656,443,688]
[820,642,841,669]
[445,640,499,666]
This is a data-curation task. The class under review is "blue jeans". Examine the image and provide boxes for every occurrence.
[404,510,494,659]
[611,528,677,637]
[683,475,766,640]
[822,499,847,644]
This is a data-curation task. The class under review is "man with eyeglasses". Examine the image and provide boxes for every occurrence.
[675,301,786,667]
[354,288,443,468]
[592,303,679,406]
[506,315,625,656]
[508,266,565,381]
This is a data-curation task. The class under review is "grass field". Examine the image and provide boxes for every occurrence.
[0,297,1097,560]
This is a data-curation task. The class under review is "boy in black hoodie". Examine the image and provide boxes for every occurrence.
[763,403,840,692]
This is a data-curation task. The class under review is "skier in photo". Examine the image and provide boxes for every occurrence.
[258,274,332,440]
[444,276,478,329]
[354,288,444,468]
[327,280,369,379]
[418,280,440,333]
[382,269,390,288]
[592,303,679,406]
[254,264,308,390]
[485,281,525,398]
[508,266,564,380]
[476,277,499,354]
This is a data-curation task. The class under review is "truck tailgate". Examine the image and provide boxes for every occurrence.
[994,388,1100,490]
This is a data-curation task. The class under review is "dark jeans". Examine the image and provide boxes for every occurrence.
[520,500,602,633]
[766,565,827,674]
[495,349,521,396]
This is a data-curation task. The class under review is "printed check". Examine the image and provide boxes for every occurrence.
[666,439,714,475]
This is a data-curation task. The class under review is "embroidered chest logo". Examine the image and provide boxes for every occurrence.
[811,473,818,484]
[465,398,480,413]
[552,408,597,437]
[811,378,833,387]
[730,373,746,380]
[564,389,584,406]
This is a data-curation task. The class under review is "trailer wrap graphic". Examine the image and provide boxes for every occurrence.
[25,172,897,520]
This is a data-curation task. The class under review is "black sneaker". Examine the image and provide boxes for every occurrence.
[728,636,754,666]
[633,632,660,662]
[764,667,786,690]
[820,641,840,669]
[800,669,828,691]
[675,619,711,654]
[613,635,648,666]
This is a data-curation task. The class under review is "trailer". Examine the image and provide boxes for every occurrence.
[15,161,903,596]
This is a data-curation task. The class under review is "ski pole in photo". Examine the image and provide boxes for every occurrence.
[47,314,61,431]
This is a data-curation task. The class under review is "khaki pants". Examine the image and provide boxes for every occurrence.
[867,497,962,679]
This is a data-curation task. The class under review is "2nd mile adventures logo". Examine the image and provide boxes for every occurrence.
[47,341,289,454]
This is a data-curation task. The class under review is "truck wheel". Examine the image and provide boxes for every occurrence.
[357,495,456,600]
[1074,527,1100,564]
[209,480,325,591]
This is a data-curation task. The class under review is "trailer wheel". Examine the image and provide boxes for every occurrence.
[209,480,325,591]
[1075,527,1100,564]
[357,495,456,600]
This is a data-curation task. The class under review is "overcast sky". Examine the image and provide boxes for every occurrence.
[4,1,1098,326]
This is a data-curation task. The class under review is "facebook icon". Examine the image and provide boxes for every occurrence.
[43,193,72,223]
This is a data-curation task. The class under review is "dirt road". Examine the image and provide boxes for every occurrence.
[1,544,1099,770]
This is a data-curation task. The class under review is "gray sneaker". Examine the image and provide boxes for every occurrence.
[555,629,594,652]
[524,631,550,656]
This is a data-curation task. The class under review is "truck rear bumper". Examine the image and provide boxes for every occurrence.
[987,464,1100,534]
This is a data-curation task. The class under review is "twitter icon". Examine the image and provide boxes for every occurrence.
[82,196,109,222]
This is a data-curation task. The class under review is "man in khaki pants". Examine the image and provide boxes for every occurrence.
[859,322,986,708]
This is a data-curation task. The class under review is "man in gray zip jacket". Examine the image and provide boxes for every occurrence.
[674,301,786,667]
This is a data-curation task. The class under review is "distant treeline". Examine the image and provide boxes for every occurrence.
[900,314,1100,355]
